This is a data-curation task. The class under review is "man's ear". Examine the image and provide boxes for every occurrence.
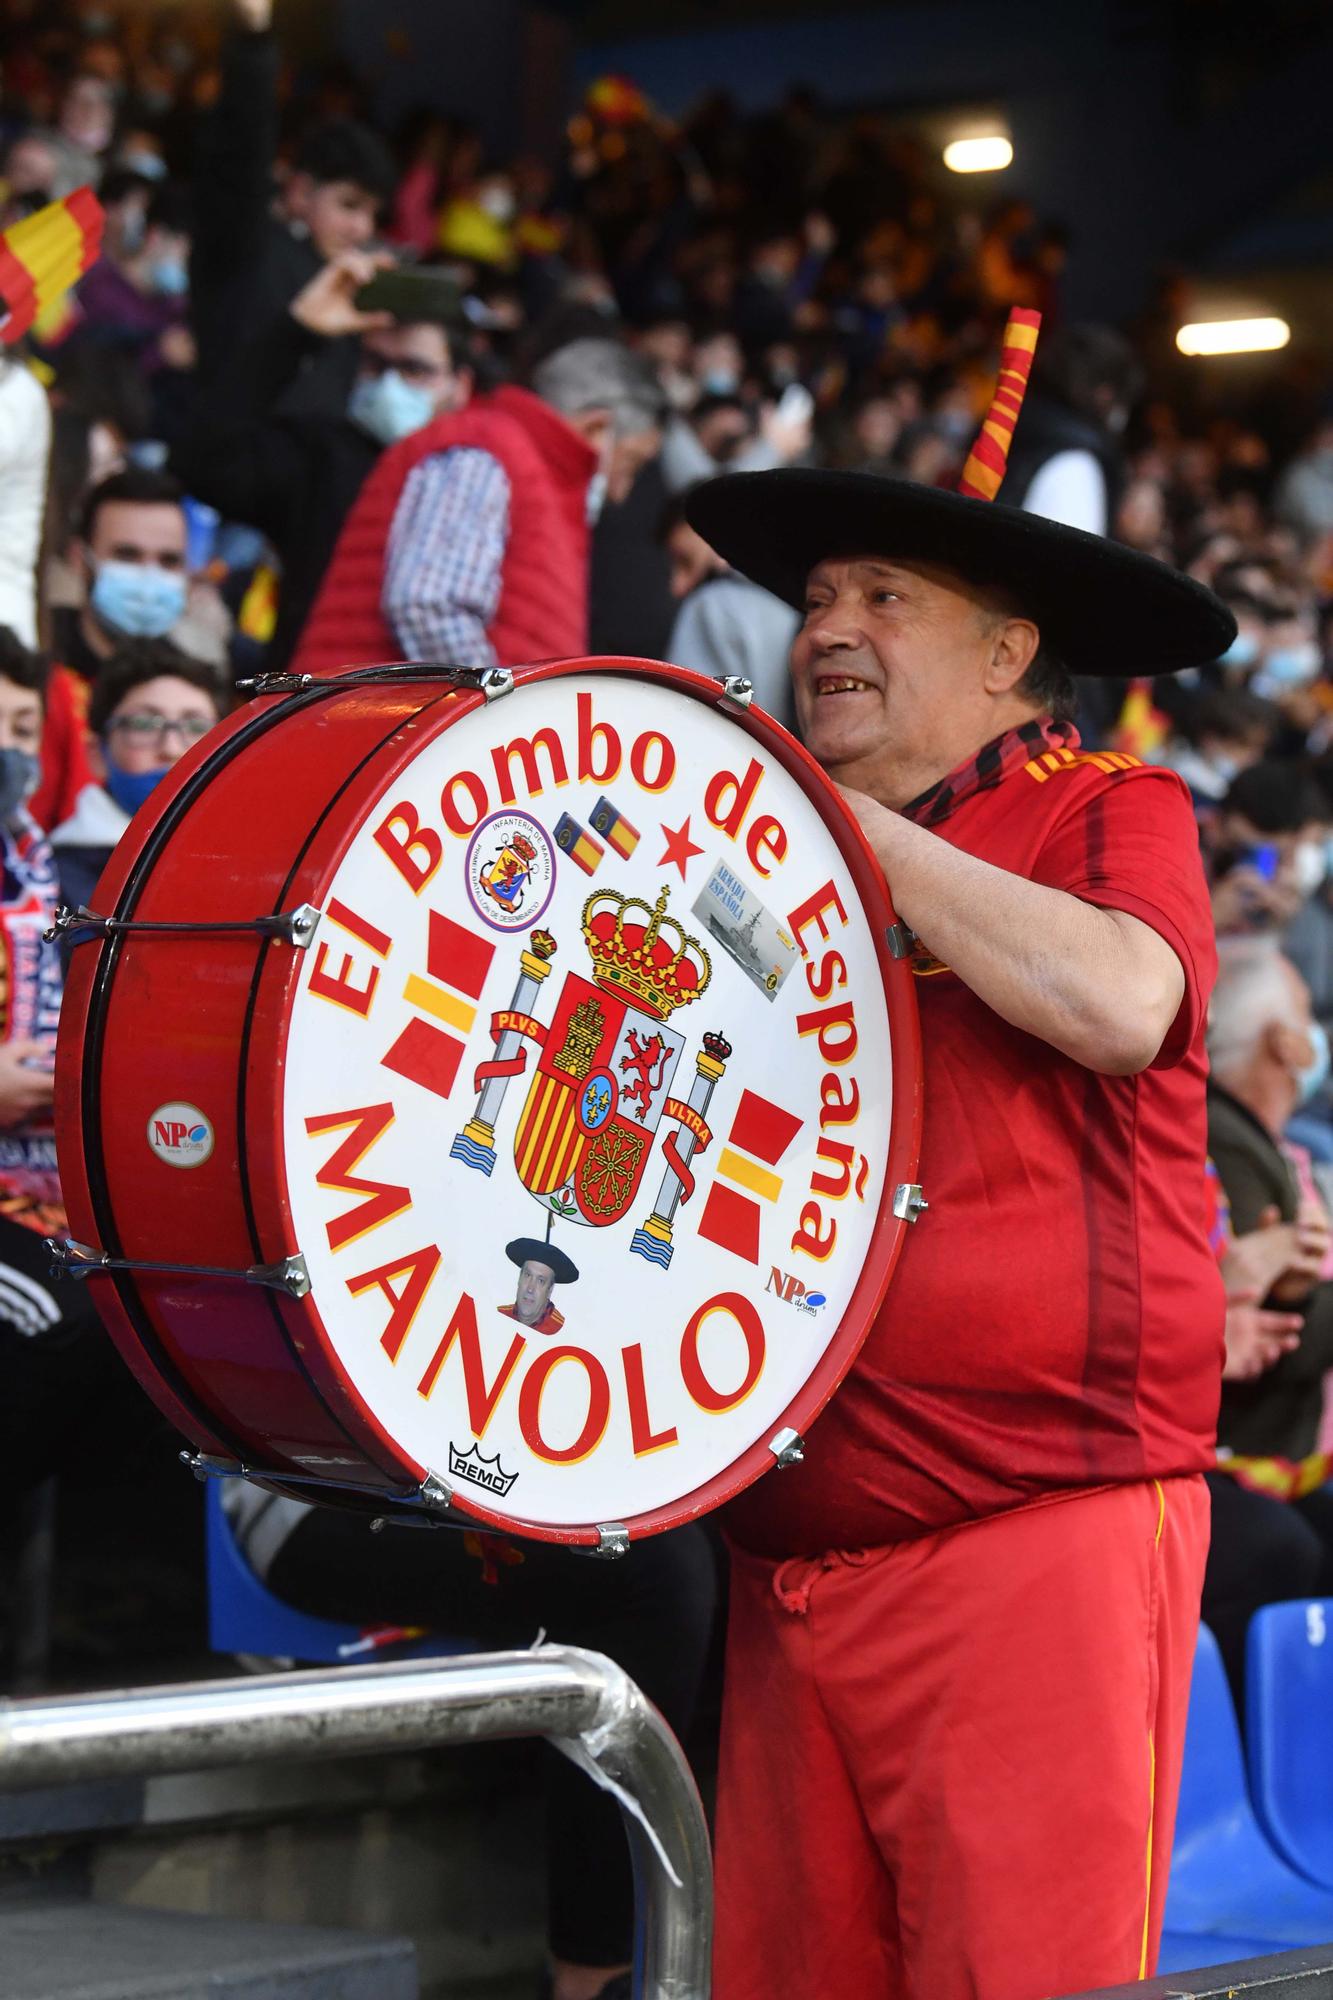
[86,730,106,783]
[982,614,1041,697]
[1265,1018,1301,1069]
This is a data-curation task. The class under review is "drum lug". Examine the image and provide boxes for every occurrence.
[418,1470,455,1514]
[892,1183,929,1223]
[256,1255,313,1297]
[716,674,754,712]
[478,667,514,702]
[47,902,322,950]
[884,922,916,960]
[269,905,321,948]
[46,1238,313,1297]
[593,1524,630,1559]
[180,1450,245,1483]
[768,1427,805,1469]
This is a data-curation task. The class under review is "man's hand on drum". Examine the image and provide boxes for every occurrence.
[289,250,395,342]
[0,1040,55,1125]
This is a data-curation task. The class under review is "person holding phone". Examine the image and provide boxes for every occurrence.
[171,250,475,670]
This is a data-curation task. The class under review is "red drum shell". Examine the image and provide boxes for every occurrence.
[55,658,922,1543]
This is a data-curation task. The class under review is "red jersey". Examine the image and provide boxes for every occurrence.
[729,740,1225,1557]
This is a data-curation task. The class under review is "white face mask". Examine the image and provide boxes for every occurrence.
[1293,840,1328,900]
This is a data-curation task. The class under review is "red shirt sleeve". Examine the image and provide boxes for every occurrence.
[1029,764,1215,1069]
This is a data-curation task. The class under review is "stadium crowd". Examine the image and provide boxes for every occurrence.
[0,1,1332,1993]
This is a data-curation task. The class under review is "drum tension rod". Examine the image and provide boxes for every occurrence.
[236,663,516,703]
[182,1451,453,1521]
[46,1237,312,1298]
[716,674,754,711]
[46,902,322,949]
[884,923,917,959]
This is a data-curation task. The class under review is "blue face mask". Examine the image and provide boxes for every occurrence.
[1297,1019,1331,1106]
[347,370,435,447]
[0,748,39,824]
[1260,641,1322,690]
[102,751,167,819]
[90,560,187,639]
[147,255,188,297]
[1220,630,1260,670]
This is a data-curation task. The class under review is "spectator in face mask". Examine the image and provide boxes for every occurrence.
[74,177,193,377]
[1155,687,1276,817]
[291,332,664,676]
[49,640,225,921]
[660,384,814,497]
[171,250,475,670]
[56,467,193,687]
[1208,761,1330,936]
[0,627,172,1501]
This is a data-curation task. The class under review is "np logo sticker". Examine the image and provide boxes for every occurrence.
[148,1102,215,1169]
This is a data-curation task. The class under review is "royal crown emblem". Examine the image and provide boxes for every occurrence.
[581,884,711,1023]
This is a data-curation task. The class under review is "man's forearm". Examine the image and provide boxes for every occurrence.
[858,804,1184,1074]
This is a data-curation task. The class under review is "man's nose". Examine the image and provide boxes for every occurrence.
[805,602,864,652]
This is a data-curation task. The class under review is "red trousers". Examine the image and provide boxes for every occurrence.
[715,1476,1210,2000]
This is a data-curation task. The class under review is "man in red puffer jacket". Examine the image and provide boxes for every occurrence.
[293,333,664,677]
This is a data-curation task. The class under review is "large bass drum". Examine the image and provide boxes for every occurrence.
[55,657,921,1545]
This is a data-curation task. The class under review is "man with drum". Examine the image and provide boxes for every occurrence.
[685,404,1235,1995]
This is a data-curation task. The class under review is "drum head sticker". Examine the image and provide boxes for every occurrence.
[280,673,899,1534]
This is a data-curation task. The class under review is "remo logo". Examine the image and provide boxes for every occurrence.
[278,673,901,1535]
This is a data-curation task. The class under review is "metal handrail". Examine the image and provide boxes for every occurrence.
[0,1643,712,2000]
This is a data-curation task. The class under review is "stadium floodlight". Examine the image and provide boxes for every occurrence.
[943,135,1013,173]
[1176,317,1291,356]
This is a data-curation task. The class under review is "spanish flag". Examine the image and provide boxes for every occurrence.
[0,188,103,346]
[554,813,604,876]
[590,794,640,859]
[957,307,1041,502]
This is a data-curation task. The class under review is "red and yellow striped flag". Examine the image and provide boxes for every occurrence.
[957,306,1042,502]
[1110,677,1171,757]
[0,187,103,346]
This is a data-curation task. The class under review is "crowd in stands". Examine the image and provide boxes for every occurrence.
[0,0,1331,1992]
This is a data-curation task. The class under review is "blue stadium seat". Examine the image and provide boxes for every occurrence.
[1158,1931,1303,1975]
[1247,1598,1333,1889]
[1163,1620,1333,1943]
[205,1481,466,1666]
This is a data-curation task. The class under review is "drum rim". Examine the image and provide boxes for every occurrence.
[256,655,924,1544]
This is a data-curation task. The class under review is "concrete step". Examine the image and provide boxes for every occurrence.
[0,1901,417,2000]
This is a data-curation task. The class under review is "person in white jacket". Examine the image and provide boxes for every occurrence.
[0,355,52,650]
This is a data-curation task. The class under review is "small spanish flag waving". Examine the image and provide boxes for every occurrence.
[957,306,1041,502]
[0,187,104,346]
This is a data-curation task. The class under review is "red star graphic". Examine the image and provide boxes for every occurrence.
[658,815,704,881]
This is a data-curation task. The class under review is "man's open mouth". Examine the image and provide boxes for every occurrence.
[814,674,875,696]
